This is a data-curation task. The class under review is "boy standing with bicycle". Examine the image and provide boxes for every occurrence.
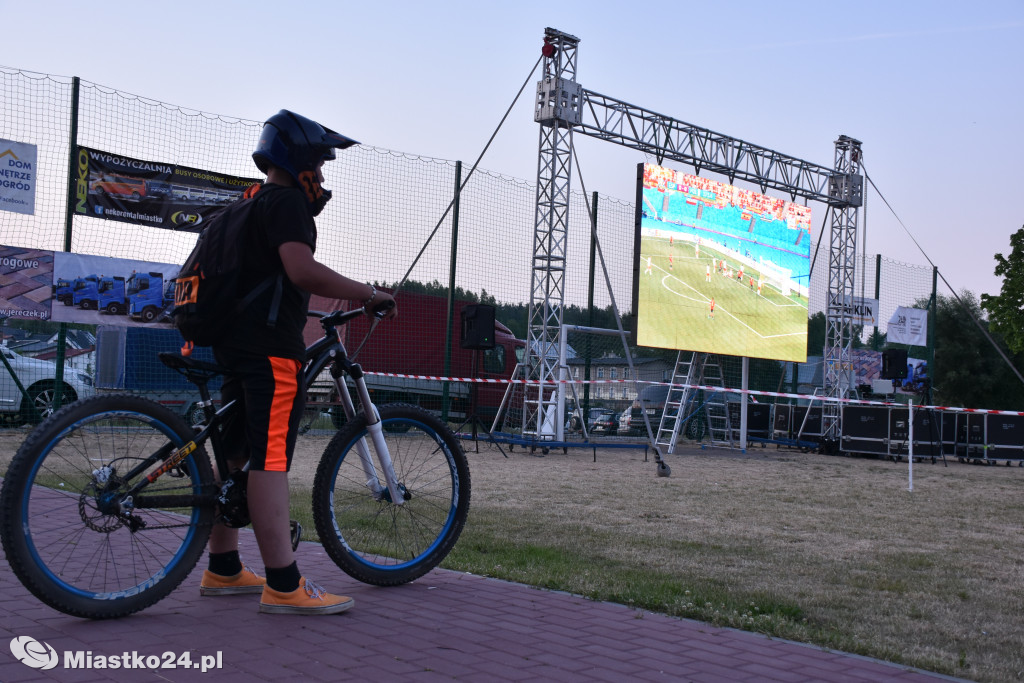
[198,110,396,615]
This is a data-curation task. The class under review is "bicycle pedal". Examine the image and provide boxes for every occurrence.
[289,520,302,552]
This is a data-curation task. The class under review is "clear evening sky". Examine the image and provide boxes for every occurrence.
[3,0,1021,299]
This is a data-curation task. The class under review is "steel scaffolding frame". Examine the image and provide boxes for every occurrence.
[522,28,581,437]
[823,136,864,446]
[521,28,862,445]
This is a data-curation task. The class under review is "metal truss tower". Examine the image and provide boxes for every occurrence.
[822,136,863,447]
[522,28,582,438]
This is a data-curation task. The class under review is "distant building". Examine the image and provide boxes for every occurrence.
[565,355,673,409]
[34,345,96,375]
[1,327,97,376]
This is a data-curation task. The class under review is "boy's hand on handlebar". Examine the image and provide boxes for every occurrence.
[365,291,397,319]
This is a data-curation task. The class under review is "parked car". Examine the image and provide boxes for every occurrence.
[621,384,670,435]
[589,410,619,435]
[0,346,94,423]
[566,407,617,434]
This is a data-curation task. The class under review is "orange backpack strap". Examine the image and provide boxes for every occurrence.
[242,183,262,199]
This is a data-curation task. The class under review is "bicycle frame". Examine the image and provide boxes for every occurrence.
[155,307,405,508]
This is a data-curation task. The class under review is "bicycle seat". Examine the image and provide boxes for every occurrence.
[158,351,229,379]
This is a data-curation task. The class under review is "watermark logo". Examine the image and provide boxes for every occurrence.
[9,636,223,673]
[9,636,58,670]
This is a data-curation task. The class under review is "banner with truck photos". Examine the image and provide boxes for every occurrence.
[50,252,178,327]
[0,243,176,327]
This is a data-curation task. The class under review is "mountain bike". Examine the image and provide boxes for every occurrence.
[0,305,470,619]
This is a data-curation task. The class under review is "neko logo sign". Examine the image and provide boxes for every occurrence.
[76,147,89,214]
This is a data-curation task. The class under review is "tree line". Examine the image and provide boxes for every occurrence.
[392,243,1024,412]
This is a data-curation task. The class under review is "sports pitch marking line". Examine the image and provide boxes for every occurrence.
[645,260,805,342]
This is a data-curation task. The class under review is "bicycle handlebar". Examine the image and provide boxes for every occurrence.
[310,300,395,335]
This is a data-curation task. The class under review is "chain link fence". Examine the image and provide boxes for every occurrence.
[0,67,943,442]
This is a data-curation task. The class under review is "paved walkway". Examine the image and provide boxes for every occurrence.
[0,531,966,683]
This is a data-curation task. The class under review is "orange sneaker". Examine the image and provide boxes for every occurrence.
[258,577,354,615]
[199,565,266,596]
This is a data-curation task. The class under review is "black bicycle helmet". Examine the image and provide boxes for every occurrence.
[252,109,358,215]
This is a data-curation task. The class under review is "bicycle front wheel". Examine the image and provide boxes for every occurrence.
[0,394,216,618]
[312,403,470,585]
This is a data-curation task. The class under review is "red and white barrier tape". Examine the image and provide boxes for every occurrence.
[362,371,1021,417]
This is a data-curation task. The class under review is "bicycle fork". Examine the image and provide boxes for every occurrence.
[333,368,405,506]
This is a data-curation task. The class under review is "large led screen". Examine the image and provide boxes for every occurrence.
[633,163,811,362]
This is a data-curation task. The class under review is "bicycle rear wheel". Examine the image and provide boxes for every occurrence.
[312,403,470,585]
[0,394,215,618]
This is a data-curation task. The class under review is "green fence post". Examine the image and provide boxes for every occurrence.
[49,76,82,417]
[441,161,462,422]
[873,253,881,341]
[583,191,598,419]
[928,266,937,404]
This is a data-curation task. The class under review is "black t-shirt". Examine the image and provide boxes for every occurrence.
[216,184,316,360]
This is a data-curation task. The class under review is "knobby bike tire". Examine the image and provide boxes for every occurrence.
[312,403,470,586]
[0,394,216,619]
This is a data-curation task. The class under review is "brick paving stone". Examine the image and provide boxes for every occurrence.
[465,673,536,683]
[470,662,546,682]
[690,671,764,682]
[287,660,356,681]
[574,653,649,676]
[736,660,823,682]
[477,645,538,665]
[529,651,597,673]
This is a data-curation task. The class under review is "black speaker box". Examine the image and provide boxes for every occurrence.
[460,304,495,350]
[880,348,908,380]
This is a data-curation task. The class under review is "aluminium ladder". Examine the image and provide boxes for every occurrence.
[655,351,699,453]
[656,351,735,452]
[700,355,734,448]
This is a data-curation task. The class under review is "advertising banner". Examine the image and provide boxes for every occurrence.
[51,252,178,327]
[73,146,259,231]
[0,243,177,327]
[0,139,37,215]
[844,296,879,326]
[887,306,928,346]
[0,245,54,320]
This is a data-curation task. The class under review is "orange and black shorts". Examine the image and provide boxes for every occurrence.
[214,349,304,473]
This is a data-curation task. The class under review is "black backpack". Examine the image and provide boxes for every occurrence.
[171,185,282,351]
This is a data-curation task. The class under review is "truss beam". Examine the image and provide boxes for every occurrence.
[577,90,842,204]
[822,135,863,446]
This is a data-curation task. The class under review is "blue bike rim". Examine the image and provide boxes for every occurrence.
[329,415,460,572]
[21,409,204,600]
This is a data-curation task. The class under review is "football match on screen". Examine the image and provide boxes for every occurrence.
[634,163,812,363]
